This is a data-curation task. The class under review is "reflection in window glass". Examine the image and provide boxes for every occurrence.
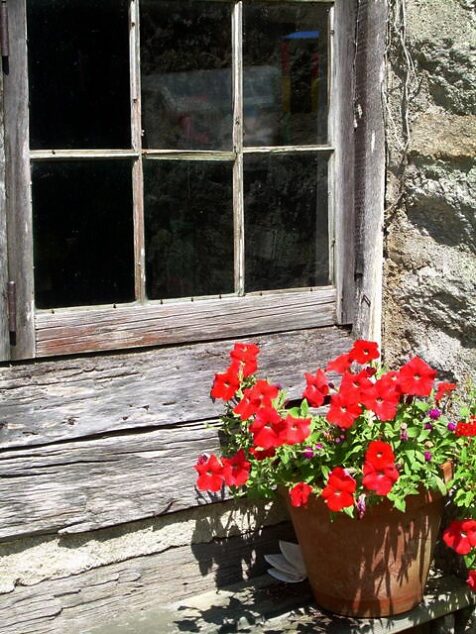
[243,3,329,146]
[144,161,234,299]
[141,1,233,150]
[244,154,329,292]
[27,0,130,149]
[32,161,135,309]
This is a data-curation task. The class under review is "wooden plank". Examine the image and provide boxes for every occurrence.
[333,0,357,325]
[243,145,334,154]
[129,0,146,303]
[3,0,35,359]
[34,288,338,357]
[0,419,220,538]
[98,574,474,634]
[0,326,352,448]
[143,150,235,161]
[232,1,245,296]
[352,0,387,344]
[0,523,296,634]
[30,149,139,160]
[0,73,10,361]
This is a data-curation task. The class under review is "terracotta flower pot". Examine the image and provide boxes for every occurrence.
[285,470,451,618]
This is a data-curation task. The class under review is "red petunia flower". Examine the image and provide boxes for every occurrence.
[249,446,276,460]
[289,482,313,507]
[340,370,373,393]
[467,570,476,591]
[230,343,260,377]
[326,353,353,374]
[195,454,230,492]
[362,461,399,496]
[303,369,329,407]
[233,380,279,420]
[360,380,400,421]
[280,415,311,445]
[210,365,240,401]
[349,340,380,364]
[455,418,476,438]
[398,357,437,397]
[223,449,251,487]
[249,406,286,449]
[326,389,362,429]
[364,440,396,470]
[321,467,356,512]
[443,519,476,555]
[435,382,457,403]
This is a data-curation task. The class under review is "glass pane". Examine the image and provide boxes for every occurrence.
[244,154,328,292]
[32,160,135,309]
[243,3,329,146]
[144,161,234,299]
[140,0,233,150]
[27,0,130,149]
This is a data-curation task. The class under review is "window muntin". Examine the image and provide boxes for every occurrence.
[26,0,334,311]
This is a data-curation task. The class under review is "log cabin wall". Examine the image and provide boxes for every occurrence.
[0,1,389,631]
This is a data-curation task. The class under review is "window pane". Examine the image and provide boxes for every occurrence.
[144,161,234,299]
[27,0,130,149]
[140,0,233,150]
[244,154,329,292]
[32,161,135,309]
[243,3,329,146]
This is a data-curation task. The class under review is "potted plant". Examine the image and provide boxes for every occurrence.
[194,340,476,617]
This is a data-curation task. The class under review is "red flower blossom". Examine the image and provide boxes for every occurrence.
[349,340,380,364]
[340,370,373,393]
[326,353,353,374]
[398,357,437,397]
[326,390,362,429]
[280,415,311,445]
[289,482,313,507]
[435,382,457,403]
[362,461,399,496]
[233,380,279,420]
[364,440,396,470]
[321,467,356,512]
[195,454,230,492]
[455,419,476,437]
[223,450,251,487]
[210,365,240,401]
[249,407,286,449]
[360,379,400,421]
[230,343,260,377]
[443,519,476,555]
[249,446,276,460]
[467,570,476,591]
[303,369,329,407]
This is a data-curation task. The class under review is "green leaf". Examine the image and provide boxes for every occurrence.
[433,476,447,496]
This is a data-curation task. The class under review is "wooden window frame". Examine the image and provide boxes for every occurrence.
[1,0,359,360]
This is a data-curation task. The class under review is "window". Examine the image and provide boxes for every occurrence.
[2,0,356,360]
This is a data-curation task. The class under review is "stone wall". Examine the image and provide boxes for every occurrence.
[384,0,476,379]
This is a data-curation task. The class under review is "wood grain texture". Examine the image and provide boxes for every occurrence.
[3,0,35,359]
[0,523,296,634]
[35,288,337,357]
[0,74,10,361]
[352,0,387,343]
[0,420,221,539]
[333,0,357,326]
[0,327,351,449]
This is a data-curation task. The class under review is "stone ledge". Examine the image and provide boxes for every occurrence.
[87,573,475,634]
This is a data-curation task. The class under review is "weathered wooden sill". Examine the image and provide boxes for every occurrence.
[88,573,475,634]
